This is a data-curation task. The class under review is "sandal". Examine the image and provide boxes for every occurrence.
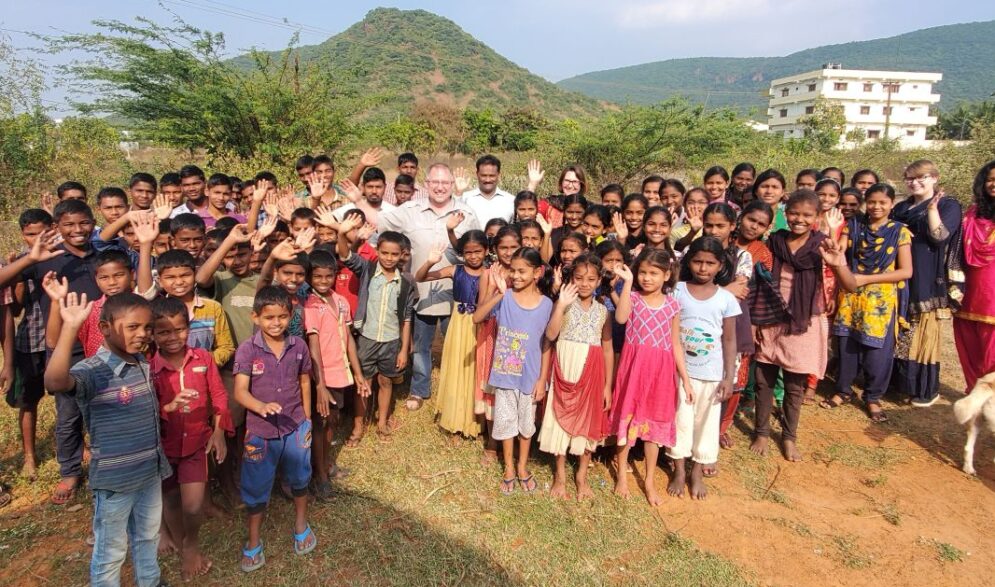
[819,394,849,410]
[719,432,733,450]
[240,542,265,573]
[867,403,889,423]
[702,464,718,478]
[518,474,538,494]
[51,478,77,506]
[293,525,317,555]
[405,396,424,411]
[344,434,363,449]
[499,477,516,496]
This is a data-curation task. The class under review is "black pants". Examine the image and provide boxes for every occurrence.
[754,362,807,442]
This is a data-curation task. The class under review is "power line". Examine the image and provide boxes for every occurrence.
[201,0,336,36]
[160,0,335,39]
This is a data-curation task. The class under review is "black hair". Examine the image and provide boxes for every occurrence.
[785,189,820,212]
[661,178,687,196]
[254,171,277,184]
[97,187,128,205]
[594,238,631,265]
[795,168,822,185]
[397,152,418,167]
[100,292,151,323]
[95,249,133,271]
[562,194,589,212]
[295,154,315,171]
[312,154,334,170]
[290,207,317,222]
[339,208,366,225]
[52,199,94,222]
[513,190,539,221]
[815,178,842,195]
[361,167,387,184]
[703,202,737,226]
[517,219,544,239]
[731,162,757,178]
[157,249,196,273]
[850,169,880,188]
[631,248,678,293]
[178,165,205,181]
[820,166,845,185]
[399,234,412,252]
[377,230,406,250]
[641,175,665,190]
[841,187,863,203]
[160,172,181,188]
[206,173,232,189]
[128,172,157,190]
[476,154,501,172]
[622,193,649,211]
[19,208,53,229]
[308,249,338,274]
[643,205,672,226]
[394,173,415,188]
[681,235,734,286]
[151,296,188,324]
[205,228,225,247]
[864,182,897,201]
[157,218,173,237]
[704,165,730,183]
[492,225,521,252]
[509,247,553,297]
[740,200,774,224]
[753,169,787,194]
[214,217,238,232]
[275,252,310,273]
[600,183,625,200]
[562,252,608,298]
[484,218,509,234]
[554,232,588,268]
[57,181,87,199]
[273,219,290,235]
[170,213,206,236]
[456,229,488,256]
[583,204,611,231]
[253,285,292,314]
[972,160,995,221]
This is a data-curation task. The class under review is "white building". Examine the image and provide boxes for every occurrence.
[767,64,942,148]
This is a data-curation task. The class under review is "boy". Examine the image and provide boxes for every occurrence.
[203,173,246,228]
[150,296,231,581]
[233,286,317,572]
[393,173,416,206]
[289,208,317,237]
[170,165,208,218]
[95,187,129,227]
[129,173,157,211]
[4,209,53,480]
[259,235,313,339]
[157,250,235,368]
[154,219,173,257]
[169,213,208,261]
[44,292,170,587]
[0,199,105,505]
[336,214,416,445]
[160,172,184,210]
[304,250,367,498]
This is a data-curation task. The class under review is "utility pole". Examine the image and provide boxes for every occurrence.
[884,81,894,140]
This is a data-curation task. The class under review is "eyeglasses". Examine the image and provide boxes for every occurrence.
[426,180,453,187]
[904,174,934,184]
[562,179,581,185]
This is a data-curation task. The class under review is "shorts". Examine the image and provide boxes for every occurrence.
[357,336,402,379]
[491,387,537,441]
[240,420,312,512]
[162,449,209,491]
[220,368,245,428]
[5,350,46,408]
[312,384,349,416]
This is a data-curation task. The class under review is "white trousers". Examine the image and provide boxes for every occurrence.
[667,378,721,464]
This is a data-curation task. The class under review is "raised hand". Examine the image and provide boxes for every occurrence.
[612,211,628,242]
[314,205,339,228]
[270,238,298,262]
[338,212,364,234]
[927,191,942,211]
[558,282,579,306]
[535,213,551,235]
[613,264,633,283]
[493,265,508,294]
[339,178,362,203]
[824,207,844,234]
[225,224,253,245]
[253,179,271,204]
[427,241,447,265]
[453,167,472,194]
[28,229,62,263]
[446,210,465,231]
[277,193,297,222]
[552,266,562,292]
[819,238,846,267]
[356,223,376,242]
[153,194,173,220]
[59,291,93,330]
[42,272,69,301]
[359,147,383,169]
[263,192,279,219]
[40,192,56,214]
[132,210,160,245]
[306,171,328,200]
[295,227,316,252]
[526,159,545,188]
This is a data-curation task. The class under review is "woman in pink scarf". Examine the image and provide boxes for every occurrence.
[954,160,995,392]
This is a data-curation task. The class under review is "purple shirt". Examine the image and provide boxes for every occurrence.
[233,332,312,439]
[488,290,553,394]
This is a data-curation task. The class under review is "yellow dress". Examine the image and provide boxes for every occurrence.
[436,267,481,437]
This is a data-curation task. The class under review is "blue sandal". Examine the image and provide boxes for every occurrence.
[240,542,265,573]
[293,525,317,555]
[519,474,538,494]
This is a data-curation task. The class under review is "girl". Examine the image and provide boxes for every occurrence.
[476,225,521,463]
[550,195,588,251]
[672,189,708,253]
[661,179,687,222]
[749,190,828,462]
[795,169,821,191]
[642,175,665,206]
[821,167,845,187]
[473,248,554,496]
[484,218,509,242]
[581,204,611,246]
[891,159,963,407]
[552,232,587,294]
[806,179,846,401]
[850,169,880,195]
[703,166,731,204]
[518,219,545,251]
[752,169,788,233]
[621,193,649,250]
[670,237,740,499]
[600,184,624,208]
[729,163,756,206]
[539,254,613,500]
[595,240,630,354]
[642,206,675,255]
[820,184,912,422]
[839,188,863,221]
[417,231,489,437]
[954,161,995,392]
[815,178,843,232]
[513,191,539,222]
[611,249,692,505]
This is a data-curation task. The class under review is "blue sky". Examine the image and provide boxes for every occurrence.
[2,0,992,113]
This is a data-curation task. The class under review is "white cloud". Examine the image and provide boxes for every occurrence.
[614,0,817,28]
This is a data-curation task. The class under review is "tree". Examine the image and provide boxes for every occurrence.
[930,101,995,140]
[799,98,846,150]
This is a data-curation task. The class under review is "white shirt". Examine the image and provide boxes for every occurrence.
[461,188,515,225]
[673,282,741,382]
[333,201,397,227]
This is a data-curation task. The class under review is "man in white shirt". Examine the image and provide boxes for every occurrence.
[333,167,396,230]
[460,154,514,225]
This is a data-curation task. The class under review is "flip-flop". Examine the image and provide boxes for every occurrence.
[293,525,317,555]
[51,479,77,506]
[518,474,538,494]
[867,403,889,423]
[240,542,265,573]
[499,477,516,496]
[344,434,363,449]
[819,395,849,410]
[702,464,718,478]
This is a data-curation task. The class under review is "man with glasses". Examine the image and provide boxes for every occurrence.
[378,164,481,411]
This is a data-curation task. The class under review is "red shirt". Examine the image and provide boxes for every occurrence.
[78,296,107,358]
[334,242,378,315]
[151,347,232,458]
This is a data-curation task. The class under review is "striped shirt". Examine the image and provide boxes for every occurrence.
[71,347,171,492]
[187,293,236,368]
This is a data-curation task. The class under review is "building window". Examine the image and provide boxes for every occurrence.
[913,84,919,89]
[909,107,918,112]
[863,83,874,92]
[779,109,788,118]
[805,106,814,115]
[860,106,870,115]
[884,83,900,93]
[883,106,892,115]
[868,130,881,139]
[781,88,789,97]
[906,129,915,137]
[834,82,848,91]
[808,83,816,92]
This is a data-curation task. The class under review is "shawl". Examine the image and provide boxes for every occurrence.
[551,345,609,442]
[767,230,826,335]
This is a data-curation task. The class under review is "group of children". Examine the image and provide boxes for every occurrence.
[1,151,985,585]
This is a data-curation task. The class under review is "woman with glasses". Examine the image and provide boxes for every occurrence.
[525,160,588,230]
[890,159,963,407]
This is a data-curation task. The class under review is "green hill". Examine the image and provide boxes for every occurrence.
[240,8,604,119]
[558,20,995,113]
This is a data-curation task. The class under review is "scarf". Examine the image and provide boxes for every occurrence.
[962,205,995,267]
[891,196,964,311]
[551,345,609,442]
[767,230,826,335]
[848,219,910,326]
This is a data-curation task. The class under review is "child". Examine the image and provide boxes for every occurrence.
[44,292,170,586]
[821,183,912,422]
[672,189,709,253]
[170,213,208,261]
[336,214,416,445]
[538,254,613,500]
[729,163,756,207]
[473,248,553,495]
[601,184,624,208]
[594,240,630,355]
[161,172,184,209]
[129,173,157,211]
[157,249,236,368]
[669,237,740,499]
[660,179,687,220]
[795,168,821,191]
[641,175,665,206]
[850,169,880,195]
[233,286,317,572]
[303,250,367,498]
[416,231,488,437]
[95,187,129,227]
[258,232,315,339]
[513,190,539,222]
[203,173,246,227]
[703,166,731,204]
[611,248,692,505]
[620,193,648,250]
[838,187,863,222]
[551,232,586,294]
[752,169,788,233]
[749,190,828,462]
[518,219,545,251]
[580,204,611,247]
[150,296,231,581]
[641,206,675,255]
[549,195,588,252]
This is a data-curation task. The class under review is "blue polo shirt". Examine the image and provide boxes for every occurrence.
[71,347,171,492]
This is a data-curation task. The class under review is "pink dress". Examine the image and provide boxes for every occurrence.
[610,292,680,447]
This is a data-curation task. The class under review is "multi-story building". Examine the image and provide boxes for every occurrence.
[767,64,942,147]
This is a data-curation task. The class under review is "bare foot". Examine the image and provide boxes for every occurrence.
[181,546,212,581]
[645,484,663,507]
[576,477,594,501]
[158,528,178,556]
[689,464,708,500]
[614,477,630,498]
[667,466,686,498]
[21,461,37,481]
[549,479,567,500]
[749,436,769,456]
[782,439,803,462]
[479,450,498,467]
